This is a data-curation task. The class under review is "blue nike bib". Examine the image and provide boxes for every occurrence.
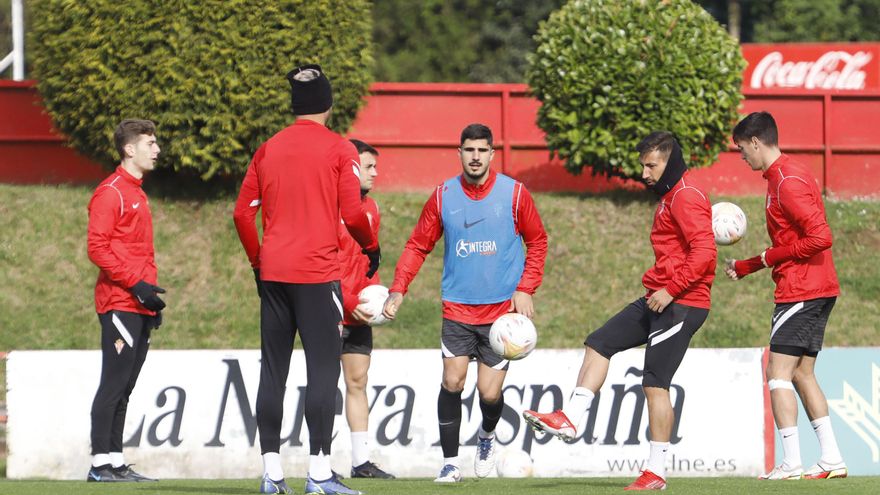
[440,174,525,304]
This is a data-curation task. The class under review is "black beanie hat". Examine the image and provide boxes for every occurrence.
[286,64,333,115]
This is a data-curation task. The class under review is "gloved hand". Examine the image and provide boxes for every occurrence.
[253,268,263,298]
[363,246,381,278]
[130,280,166,311]
[151,311,163,329]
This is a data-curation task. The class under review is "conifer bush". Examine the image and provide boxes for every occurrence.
[29,0,373,179]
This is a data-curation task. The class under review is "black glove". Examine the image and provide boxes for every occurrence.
[253,268,264,298]
[150,311,163,329]
[363,246,381,278]
[131,280,166,311]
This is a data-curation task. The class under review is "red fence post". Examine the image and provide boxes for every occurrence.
[501,88,511,175]
[823,93,832,195]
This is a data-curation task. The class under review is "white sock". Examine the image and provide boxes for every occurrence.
[309,453,332,481]
[646,441,669,479]
[811,416,843,465]
[562,387,595,431]
[779,426,802,469]
[262,452,284,481]
[351,431,370,468]
[109,452,125,468]
[478,426,495,440]
[443,456,459,468]
[92,453,111,468]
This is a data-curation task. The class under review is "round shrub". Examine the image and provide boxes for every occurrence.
[29,0,373,179]
[528,0,745,178]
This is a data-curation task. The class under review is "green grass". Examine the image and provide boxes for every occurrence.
[0,477,876,495]
[1,184,878,360]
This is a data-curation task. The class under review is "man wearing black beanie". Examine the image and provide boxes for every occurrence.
[523,131,716,491]
[234,64,379,495]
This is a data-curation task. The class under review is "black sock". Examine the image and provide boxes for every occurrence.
[480,396,504,435]
[438,386,462,458]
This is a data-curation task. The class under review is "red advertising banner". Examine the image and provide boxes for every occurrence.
[743,43,880,91]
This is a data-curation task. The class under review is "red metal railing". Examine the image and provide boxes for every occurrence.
[2,81,879,198]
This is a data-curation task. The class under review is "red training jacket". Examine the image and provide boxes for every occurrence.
[736,154,839,303]
[339,194,381,325]
[233,119,377,283]
[390,170,548,325]
[642,172,716,309]
[87,166,158,315]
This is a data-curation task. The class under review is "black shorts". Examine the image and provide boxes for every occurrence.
[441,318,509,370]
[769,297,836,357]
[586,298,709,389]
[341,324,373,355]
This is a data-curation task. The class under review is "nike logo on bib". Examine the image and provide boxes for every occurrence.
[464,218,485,228]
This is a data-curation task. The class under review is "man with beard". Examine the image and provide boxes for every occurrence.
[382,123,548,483]
[522,131,716,491]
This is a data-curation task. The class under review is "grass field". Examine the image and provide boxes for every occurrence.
[0,476,877,495]
[1,183,878,356]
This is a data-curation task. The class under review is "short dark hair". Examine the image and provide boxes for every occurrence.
[733,111,779,146]
[114,119,156,159]
[635,131,676,158]
[349,139,378,156]
[460,123,493,147]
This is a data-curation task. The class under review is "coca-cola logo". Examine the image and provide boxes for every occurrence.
[750,50,873,90]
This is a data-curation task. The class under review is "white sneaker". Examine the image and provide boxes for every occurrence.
[804,460,848,479]
[758,464,803,480]
[434,464,462,483]
[474,436,497,478]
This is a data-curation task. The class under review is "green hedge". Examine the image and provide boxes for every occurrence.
[529,0,745,178]
[29,0,373,179]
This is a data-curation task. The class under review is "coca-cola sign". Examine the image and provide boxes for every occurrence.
[743,43,880,91]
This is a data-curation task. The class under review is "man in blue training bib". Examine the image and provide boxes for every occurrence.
[383,123,548,482]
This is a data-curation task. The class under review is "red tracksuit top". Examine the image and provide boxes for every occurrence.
[87,166,158,315]
[761,154,840,303]
[339,194,381,325]
[233,119,377,283]
[390,170,548,325]
[642,172,716,309]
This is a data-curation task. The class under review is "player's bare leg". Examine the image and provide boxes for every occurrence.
[761,352,804,479]
[474,363,506,478]
[342,353,370,433]
[340,353,395,479]
[623,386,671,490]
[575,346,611,392]
[792,356,847,479]
[523,346,608,441]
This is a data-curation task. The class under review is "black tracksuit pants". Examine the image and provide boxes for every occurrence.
[257,281,343,456]
[90,310,153,455]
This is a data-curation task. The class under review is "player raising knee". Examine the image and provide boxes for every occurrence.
[523,132,716,491]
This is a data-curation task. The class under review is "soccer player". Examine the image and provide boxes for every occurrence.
[725,111,846,480]
[86,119,164,483]
[233,65,379,495]
[382,123,548,483]
[522,131,716,491]
[337,139,395,479]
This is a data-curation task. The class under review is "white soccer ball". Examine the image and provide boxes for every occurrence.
[357,284,389,326]
[489,313,537,361]
[711,201,747,246]
[496,449,534,478]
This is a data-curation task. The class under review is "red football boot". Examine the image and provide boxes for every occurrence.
[522,409,576,441]
[624,470,667,490]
